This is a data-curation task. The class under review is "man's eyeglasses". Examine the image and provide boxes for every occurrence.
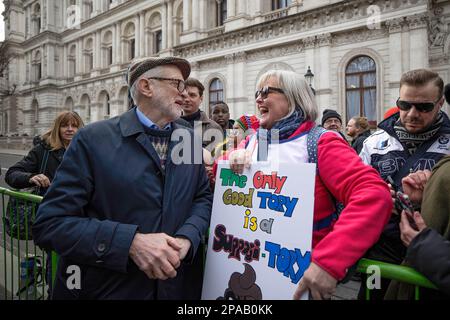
[396,97,442,113]
[146,77,186,93]
[255,86,285,100]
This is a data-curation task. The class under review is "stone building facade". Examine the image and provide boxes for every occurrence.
[1,0,450,149]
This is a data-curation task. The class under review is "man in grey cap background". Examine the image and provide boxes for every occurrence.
[32,57,213,299]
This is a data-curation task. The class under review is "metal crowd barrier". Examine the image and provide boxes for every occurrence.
[0,186,440,300]
[356,258,438,300]
[0,187,50,300]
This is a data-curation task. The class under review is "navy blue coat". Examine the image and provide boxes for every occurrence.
[32,108,213,300]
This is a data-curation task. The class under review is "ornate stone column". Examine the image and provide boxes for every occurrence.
[317,33,332,110]
[167,0,174,49]
[386,18,404,101]
[407,14,429,69]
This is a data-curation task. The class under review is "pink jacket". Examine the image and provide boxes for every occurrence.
[212,121,392,280]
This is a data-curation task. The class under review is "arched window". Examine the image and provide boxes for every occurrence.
[34,4,41,35]
[102,31,113,67]
[123,22,136,61]
[209,78,224,113]
[65,97,74,111]
[148,12,162,54]
[345,56,377,126]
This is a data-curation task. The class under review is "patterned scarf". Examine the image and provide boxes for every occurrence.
[394,112,444,155]
[257,109,304,161]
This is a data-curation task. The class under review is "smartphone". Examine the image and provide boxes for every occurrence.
[396,191,418,229]
[396,191,414,214]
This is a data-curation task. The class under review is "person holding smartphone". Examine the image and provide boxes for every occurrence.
[385,156,450,299]
[358,69,450,299]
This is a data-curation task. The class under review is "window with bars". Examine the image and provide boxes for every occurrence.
[345,56,377,127]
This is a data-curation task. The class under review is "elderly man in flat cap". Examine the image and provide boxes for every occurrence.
[33,57,213,300]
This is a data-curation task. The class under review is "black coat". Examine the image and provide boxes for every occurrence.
[5,143,65,195]
[351,130,371,155]
[32,108,213,300]
[406,228,450,298]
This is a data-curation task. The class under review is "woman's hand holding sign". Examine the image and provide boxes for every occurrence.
[293,262,337,300]
[229,149,253,174]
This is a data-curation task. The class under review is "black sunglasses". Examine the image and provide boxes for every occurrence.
[255,86,285,99]
[396,97,441,113]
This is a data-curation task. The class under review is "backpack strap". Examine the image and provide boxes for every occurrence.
[307,126,344,230]
[307,126,327,167]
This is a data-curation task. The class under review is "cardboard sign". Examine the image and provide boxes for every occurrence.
[202,163,316,300]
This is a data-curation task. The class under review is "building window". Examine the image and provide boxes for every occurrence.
[37,63,42,80]
[106,93,111,117]
[129,39,135,60]
[209,78,224,112]
[345,55,377,127]
[32,100,39,123]
[89,53,94,70]
[155,31,162,53]
[272,0,292,10]
[217,0,227,26]
[107,46,113,65]
[34,4,42,35]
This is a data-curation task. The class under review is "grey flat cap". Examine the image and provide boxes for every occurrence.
[127,56,191,87]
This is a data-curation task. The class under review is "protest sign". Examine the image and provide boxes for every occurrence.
[202,162,316,300]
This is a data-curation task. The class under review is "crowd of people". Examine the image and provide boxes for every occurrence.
[4,55,450,300]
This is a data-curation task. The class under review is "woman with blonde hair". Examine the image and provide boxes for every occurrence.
[229,69,392,300]
[6,111,84,195]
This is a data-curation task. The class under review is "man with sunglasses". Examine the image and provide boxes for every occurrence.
[32,57,213,299]
[359,69,450,299]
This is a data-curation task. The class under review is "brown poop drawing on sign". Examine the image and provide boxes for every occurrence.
[217,263,262,300]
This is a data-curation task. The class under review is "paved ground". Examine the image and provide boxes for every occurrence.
[333,279,361,300]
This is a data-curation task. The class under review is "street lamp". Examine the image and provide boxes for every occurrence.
[304,66,316,95]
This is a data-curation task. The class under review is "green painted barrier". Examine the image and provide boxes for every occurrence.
[356,258,438,300]
[0,187,57,300]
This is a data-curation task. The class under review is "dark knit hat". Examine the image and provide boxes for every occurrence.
[127,56,191,87]
[321,109,342,126]
[445,83,450,105]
